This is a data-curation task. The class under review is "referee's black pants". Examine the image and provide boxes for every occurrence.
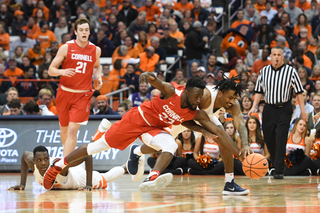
[262,102,292,174]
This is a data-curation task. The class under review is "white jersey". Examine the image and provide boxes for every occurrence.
[249,142,263,154]
[33,158,107,189]
[165,85,221,138]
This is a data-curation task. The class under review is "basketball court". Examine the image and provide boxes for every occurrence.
[1,173,320,212]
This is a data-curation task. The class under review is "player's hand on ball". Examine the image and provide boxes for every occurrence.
[78,185,92,191]
[7,185,25,190]
[61,68,76,77]
[241,144,254,159]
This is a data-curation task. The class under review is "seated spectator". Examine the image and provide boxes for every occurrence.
[15,67,39,97]
[247,80,255,99]
[38,69,58,94]
[0,64,12,94]
[32,21,57,50]
[245,42,261,72]
[150,88,160,100]
[112,46,131,77]
[119,0,139,27]
[231,8,251,29]
[0,23,9,50]
[294,89,314,118]
[157,16,169,36]
[241,95,253,121]
[260,1,277,24]
[36,88,57,115]
[294,14,312,38]
[160,25,178,56]
[296,48,313,71]
[254,0,266,14]
[117,103,129,115]
[9,30,34,59]
[138,0,161,22]
[147,23,161,39]
[122,99,133,110]
[294,56,312,77]
[2,99,24,116]
[59,33,71,48]
[49,41,59,58]
[171,68,185,84]
[205,54,221,77]
[18,56,37,79]
[276,35,292,61]
[299,40,315,68]
[113,36,140,59]
[197,66,206,82]
[80,0,100,19]
[54,17,69,45]
[173,0,194,13]
[129,14,147,35]
[249,72,258,84]
[90,29,115,57]
[304,0,318,23]
[119,63,140,93]
[295,0,311,11]
[23,100,54,115]
[128,82,150,107]
[251,48,272,75]
[4,59,24,83]
[12,46,24,65]
[32,0,49,20]
[169,21,185,49]
[27,41,46,66]
[270,5,284,27]
[298,67,314,95]
[11,10,27,36]
[38,52,53,76]
[90,90,101,115]
[22,16,40,39]
[95,64,119,95]
[156,8,175,28]
[244,4,261,27]
[308,34,318,55]
[205,73,215,86]
[190,61,199,78]
[136,31,151,53]
[96,95,119,115]
[309,65,320,83]
[138,46,160,72]
[0,87,19,115]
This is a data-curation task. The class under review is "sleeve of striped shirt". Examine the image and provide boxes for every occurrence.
[291,67,304,94]
[254,68,264,94]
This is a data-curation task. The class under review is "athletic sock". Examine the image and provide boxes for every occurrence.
[55,157,69,169]
[225,173,234,183]
[147,170,160,181]
[133,146,143,156]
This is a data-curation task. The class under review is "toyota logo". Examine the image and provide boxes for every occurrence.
[0,128,17,148]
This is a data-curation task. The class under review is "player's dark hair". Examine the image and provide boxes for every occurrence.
[8,99,21,109]
[33,145,48,157]
[214,76,243,97]
[185,77,206,90]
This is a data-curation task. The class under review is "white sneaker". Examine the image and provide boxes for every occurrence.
[139,173,173,193]
[99,118,112,132]
[132,155,145,182]
[318,184,320,192]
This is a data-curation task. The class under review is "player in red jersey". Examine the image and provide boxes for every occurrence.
[48,18,103,156]
[43,74,242,192]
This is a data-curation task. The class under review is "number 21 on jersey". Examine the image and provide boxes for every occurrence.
[75,61,87,74]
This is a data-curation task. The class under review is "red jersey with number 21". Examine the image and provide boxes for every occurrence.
[140,88,198,127]
[61,40,96,90]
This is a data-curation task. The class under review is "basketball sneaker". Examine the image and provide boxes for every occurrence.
[132,154,145,182]
[222,180,250,196]
[43,159,63,190]
[126,144,141,175]
[91,118,112,141]
[139,173,173,193]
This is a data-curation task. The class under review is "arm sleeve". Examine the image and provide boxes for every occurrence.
[255,70,264,93]
[292,67,304,94]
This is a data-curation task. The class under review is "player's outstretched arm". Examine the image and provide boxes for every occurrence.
[139,72,175,98]
[230,101,253,157]
[48,44,76,77]
[8,151,34,190]
[193,110,241,157]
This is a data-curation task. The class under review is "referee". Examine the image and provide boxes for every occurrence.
[248,46,308,179]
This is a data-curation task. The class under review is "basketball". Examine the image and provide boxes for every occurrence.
[242,153,269,179]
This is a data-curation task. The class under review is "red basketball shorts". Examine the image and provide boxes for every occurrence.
[56,87,93,127]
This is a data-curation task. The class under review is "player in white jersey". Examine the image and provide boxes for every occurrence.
[8,146,144,190]
[133,77,253,195]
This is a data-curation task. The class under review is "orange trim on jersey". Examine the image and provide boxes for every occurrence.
[101,175,108,189]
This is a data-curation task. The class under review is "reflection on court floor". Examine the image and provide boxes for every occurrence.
[1,174,320,212]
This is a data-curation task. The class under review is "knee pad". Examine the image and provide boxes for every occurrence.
[87,136,110,155]
[161,140,178,155]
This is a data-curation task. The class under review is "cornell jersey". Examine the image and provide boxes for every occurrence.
[60,40,96,90]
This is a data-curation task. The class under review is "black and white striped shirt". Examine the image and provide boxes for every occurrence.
[255,64,304,104]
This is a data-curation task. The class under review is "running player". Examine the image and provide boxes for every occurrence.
[48,18,103,156]
[43,74,241,192]
[8,146,145,190]
[128,77,252,195]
